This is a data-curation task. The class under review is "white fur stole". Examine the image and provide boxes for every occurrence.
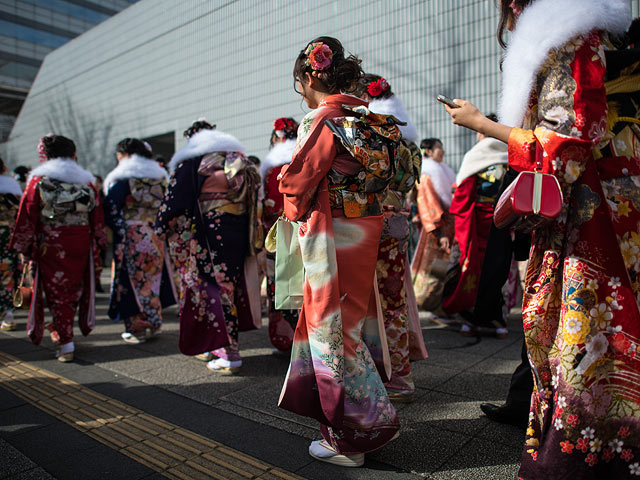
[104,154,168,194]
[498,0,631,127]
[28,158,95,185]
[170,129,246,172]
[260,139,295,178]
[455,138,508,186]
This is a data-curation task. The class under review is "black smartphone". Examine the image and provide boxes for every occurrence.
[436,94,460,108]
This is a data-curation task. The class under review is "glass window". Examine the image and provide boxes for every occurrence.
[0,20,68,48]
[24,0,110,24]
[0,62,39,82]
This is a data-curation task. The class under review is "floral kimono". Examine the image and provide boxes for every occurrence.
[0,175,22,320]
[103,154,175,334]
[442,138,507,315]
[410,164,455,312]
[496,1,638,477]
[261,139,299,351]
[278,94,400,455]
[156,129,262,356]
[10,158,106,345]
[368,94,428,396]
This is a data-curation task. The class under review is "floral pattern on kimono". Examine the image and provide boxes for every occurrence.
[105,178,175,333]
[506,33,640,479]
[0,192,20,317]
[278,94,399,455]
[156,150,261,355]
[10,175,106,345]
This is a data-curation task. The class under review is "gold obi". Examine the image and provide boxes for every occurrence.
[199,193,246,216]
[39,178,94,226]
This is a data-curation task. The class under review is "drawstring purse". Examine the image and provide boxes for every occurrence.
[493,141,563,232]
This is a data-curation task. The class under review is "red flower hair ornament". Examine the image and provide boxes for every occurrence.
[273,117,299,138]
[367,78,390,98]
[304,42,333,72]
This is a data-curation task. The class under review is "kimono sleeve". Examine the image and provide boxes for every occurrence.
[507,32,607,188]
[103,180,129,231]
[90,184,108,251]
[278,121,336,221]
[9,177,41,258]
[416,176,445,233]
[156,159,198,236]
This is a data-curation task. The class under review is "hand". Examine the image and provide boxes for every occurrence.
[444,99,484,133]
[439,237,450,250]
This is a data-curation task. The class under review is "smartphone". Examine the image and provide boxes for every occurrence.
[436,94,460,108]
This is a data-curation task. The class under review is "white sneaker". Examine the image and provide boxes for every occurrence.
[206,357,242,375]
[121,332,145,344]
[308,440,364,467]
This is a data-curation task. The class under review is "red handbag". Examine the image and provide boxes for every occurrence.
[493,142,563,232]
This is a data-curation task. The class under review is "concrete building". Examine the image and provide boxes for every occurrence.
[0,0,138,143]
[3,0,640,174]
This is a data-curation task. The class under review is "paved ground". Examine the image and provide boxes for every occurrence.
[0,275,526,480]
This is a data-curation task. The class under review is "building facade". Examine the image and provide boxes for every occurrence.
[3,0,640,174]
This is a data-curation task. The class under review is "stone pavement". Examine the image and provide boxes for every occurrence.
[0,277,526,480]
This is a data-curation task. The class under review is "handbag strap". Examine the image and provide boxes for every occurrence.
[18,263,29,288]
[534,138,544,173]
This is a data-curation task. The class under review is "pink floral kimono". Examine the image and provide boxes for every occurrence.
[278,94,400,455]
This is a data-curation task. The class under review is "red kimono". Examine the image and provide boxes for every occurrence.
[497,7,639,476]
[10,159,106,345]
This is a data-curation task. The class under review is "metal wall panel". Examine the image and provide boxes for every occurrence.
[3,0,639,174]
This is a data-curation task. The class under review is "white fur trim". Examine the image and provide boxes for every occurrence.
[170,129,245,172]
[498,0,631,127]
[368,95,419,143]
[28,158,95,185]
[455,138,508,186]
[260,139,295,178]
[0,175,22,196]
[421,158,456,208]
[103,154,168,194]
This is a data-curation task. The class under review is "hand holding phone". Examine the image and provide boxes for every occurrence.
[437,94,460,108]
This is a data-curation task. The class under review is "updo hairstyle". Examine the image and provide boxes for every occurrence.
[41,135,76,159]
[354,73,394,100]
[183,120,216,139]
[293,36,363,94]
[116,138,152,159]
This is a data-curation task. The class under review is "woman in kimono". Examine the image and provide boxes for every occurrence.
[103,138,174,344]
[261,117,300,353]
[354,74,428,404]
[0,156,22,331]
[445,0,638,477]
[410,138,455,313]
[442,116,508,335]
[10,135,106,361]
[278,37,400,467]
[156,120,261,374]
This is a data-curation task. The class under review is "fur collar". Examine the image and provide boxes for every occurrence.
[103,154,168,194]
[368,95,419,143]
[421,157,456,208]
[170,129,245,172]
[498,0,631,127]
[455,138,508,185]
[28,158,95,185]
[260,139,296,178]
[0,175,22,196]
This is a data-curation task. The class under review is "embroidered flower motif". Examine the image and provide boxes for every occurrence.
[305,42,333,71]
[619,427,631,438]
[630,462,640,475]
[581,383,612,417]
[581,427,595,440]
[609,438,624,453]
[585,452,598,466]
[563,310,590,344]
[622,449,635,462]
[557,395,567,409]
[560,441,574,454]
[590,438,603,453]
[567,414,579,426]
[554,418,563,430]
[577,437,590,452]
[564,160,582,184]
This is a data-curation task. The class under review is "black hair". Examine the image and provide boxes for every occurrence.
[628,17,640,48]
[41,135,76,159]
[248,155,261,166]
[486,113,498,123]
[420,138,442,151]
[184,120,216,139]
[116,138,152,159]
[354,73,394,100]
[293,36,363,95]
[0,156,4,174]
[270,117,298,147]
[497,0,533,49]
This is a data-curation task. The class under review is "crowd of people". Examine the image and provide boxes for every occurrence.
[0,0,639,477]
